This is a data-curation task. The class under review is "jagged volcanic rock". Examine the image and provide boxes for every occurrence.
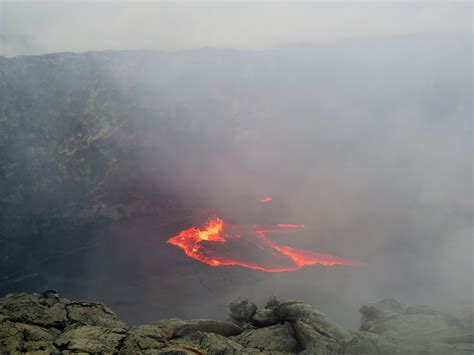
[0,291,472,354]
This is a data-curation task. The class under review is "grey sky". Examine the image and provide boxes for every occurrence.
[1,1,472,57]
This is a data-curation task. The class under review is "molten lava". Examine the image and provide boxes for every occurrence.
[167,217,357,272]
[259,196,273,203]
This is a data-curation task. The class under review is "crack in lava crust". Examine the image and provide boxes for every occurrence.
[167,218,358,272]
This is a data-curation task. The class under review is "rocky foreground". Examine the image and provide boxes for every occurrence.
[0,291,472,354]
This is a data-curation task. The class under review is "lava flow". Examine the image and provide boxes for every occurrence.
[167,217,358,272]
[259,196,273,203]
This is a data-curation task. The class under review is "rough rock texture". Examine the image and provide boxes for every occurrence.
[171,319,242,338]
[233,322,303,353]
[228,296,258,323]
[251,308,279,327]
[346,298,474,355]
[275,300,352,353]
[0,292,472,354]
[360,298,470,343]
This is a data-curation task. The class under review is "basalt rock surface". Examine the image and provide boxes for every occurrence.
[0,292,472,354]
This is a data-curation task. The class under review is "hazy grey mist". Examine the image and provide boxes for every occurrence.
[0,1,472,329]
[1,1,472,56]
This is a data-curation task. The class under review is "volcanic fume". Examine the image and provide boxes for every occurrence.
[167,217,359,272]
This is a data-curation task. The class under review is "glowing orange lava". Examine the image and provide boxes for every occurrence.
[167,217,358,272]
[259,196,273,203]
